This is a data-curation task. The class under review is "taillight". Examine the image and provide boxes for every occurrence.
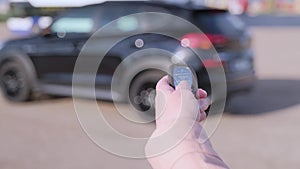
[181,33,228,49]
[206,34,228,46]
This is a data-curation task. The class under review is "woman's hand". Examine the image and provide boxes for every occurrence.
[145,76,229,169]
[154,76,208,136]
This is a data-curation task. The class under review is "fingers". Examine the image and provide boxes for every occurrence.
[197,98,209,122]
[156,77,209,123]
[176,81,208,122]
[199,98,210,111]
[197,89,208,122]
[195,108,206,122]
[198,110,207,122]
[176,82,207,100]
[176,81,191,91]
[156,76,174,94]
[196,89,207,99]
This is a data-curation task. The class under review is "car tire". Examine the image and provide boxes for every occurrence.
[0,61,32,102]
[129,70,165,114]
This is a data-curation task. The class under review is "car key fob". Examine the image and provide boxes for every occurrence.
[168,64,198,95]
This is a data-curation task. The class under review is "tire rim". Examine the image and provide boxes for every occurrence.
[1,69,25,97]
[132,82,156,111]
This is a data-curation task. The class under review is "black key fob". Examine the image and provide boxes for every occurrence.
[168,64,198,95]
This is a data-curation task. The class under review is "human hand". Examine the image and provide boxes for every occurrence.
[145,76,228,169]
[145,76,209,167]
[153,75,208,137]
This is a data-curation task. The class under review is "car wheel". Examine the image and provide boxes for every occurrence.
[0,61,32,101]
[129,70,165,114]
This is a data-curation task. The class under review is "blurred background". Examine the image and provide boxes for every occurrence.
[0,0,299,169]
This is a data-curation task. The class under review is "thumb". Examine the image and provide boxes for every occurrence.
[156,76,174,94]
[176,81,191,91]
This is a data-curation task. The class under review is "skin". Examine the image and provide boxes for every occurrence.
[145,76,229,169]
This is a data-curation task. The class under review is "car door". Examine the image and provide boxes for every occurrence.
[92,3,174,88]
[91,4,142,90]
[29,6,98,86]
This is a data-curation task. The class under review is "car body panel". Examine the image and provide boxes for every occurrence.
[0,1,256,102]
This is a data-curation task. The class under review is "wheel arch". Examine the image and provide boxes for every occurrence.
[111,55,172,102]
[0,50,39,92]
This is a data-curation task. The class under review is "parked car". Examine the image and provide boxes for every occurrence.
[0,1,255,112]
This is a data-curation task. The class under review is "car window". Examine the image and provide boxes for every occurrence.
[116,16,139,32]
[98,5,140,31]
[51,18,94,33]
[51,7,96,33]
[194,11,245,35]
[97,4,172,32]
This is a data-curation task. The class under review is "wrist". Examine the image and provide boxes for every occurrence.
[171,152,229,169]
[146,129,221,169]
[146,138,203,169]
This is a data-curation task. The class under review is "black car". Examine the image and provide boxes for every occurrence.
[0,1,255,112]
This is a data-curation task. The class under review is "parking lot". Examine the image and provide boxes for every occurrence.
[0,26,300,169]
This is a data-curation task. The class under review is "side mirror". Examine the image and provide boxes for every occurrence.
[42,27,52,37]
[39,16,53,36]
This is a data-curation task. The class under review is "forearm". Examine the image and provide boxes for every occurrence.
[147,77,229,169]
[172,152,229,169]
[147,138,229,169]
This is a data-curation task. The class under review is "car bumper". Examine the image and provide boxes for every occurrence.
[196,48,256,96]
[224,49,256,94]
